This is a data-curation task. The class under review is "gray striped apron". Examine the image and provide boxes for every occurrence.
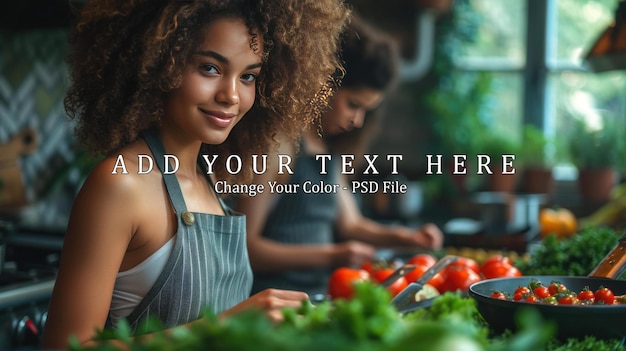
[252,154,339,296]
[123,131,252,333]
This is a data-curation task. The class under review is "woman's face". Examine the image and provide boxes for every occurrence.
[321,87,384,136]
[163,17,263,145]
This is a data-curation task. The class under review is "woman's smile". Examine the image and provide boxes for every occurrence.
[200,108,237,128]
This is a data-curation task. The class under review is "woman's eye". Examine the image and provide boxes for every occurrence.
[348,101,360,110]
[241,73,256,83]
[201,64,219,74]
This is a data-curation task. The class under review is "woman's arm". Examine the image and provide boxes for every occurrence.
[236,142,375,272]
[43,161,139,349]
[238,173,331,271]
[334,175,444,249]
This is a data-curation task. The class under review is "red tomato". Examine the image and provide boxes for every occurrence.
[514,286,531,296]
[480,255,521,279]
[481,254,513,270]
[558,295,579,305]
[449,257,481,274]
[403,263,445,292]
[543,296,558,305]
[438,265,482,293]
[481,263,522,279]
[404,264,429,283]
[360,259,391,275]
[533,286,550,299]
[328,267,370,300]
[512,285,530,301]
[425,272,445,293]
[524,295,539,303]
[490,290,507,300]
[407,253,436,268]
[577,288,595,303]
[595,286,615,305]
[372,268,409,297]
[547,281,568,296]
[360,261,376,275]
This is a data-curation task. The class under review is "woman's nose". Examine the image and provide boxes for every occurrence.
[215,78,239,105]
[352,110,365,128]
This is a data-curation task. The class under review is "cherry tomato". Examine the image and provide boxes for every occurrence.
[328,267,370,300]
[438,265,482,293]
[407,253,436,268]
[543,296,558,305]
[512,286,531,301]
[595,286,615,305]
[558,295,578,305]
[547,281,568,296]
[528,279,543,291]
[514,286,531,296]
[524,295,539,303]
[490,290,507,300]
[577,287,595,303]
[372,268,409,297]
[533,286,550,299]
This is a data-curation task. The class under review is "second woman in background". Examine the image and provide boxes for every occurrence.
[235,15,443,296]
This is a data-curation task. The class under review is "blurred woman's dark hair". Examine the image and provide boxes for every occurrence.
[325,14,400,161]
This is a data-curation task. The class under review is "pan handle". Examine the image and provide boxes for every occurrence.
[588,234,626,279]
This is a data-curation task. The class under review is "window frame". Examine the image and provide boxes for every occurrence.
[454,0,592,140]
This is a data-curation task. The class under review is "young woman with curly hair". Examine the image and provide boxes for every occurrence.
[235,15,443,297]
[43,0,349,348]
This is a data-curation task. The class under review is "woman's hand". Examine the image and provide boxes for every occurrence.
[220,289,309,323]
[408,223,444,249]
[332,240,376,268]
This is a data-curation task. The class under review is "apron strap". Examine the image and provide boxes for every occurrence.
[196,156,234,215]
[142,129,188,214]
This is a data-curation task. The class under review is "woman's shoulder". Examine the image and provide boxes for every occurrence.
[78,142,161,204]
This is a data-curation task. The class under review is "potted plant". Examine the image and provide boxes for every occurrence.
[418,3,489,199]
[567,116,626,203]
[518,124,563,195]
[476,133,521,193]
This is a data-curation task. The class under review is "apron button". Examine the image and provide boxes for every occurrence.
[181,211,195,226]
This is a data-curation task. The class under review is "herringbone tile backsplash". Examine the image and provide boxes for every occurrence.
[0,29,82,227]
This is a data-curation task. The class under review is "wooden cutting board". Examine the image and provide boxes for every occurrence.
[0,128,38,209]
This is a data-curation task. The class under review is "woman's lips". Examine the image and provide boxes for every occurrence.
[201,109,236,128]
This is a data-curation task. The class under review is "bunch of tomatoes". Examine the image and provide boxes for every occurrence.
[489,279,626,305]
[328,253,522,300]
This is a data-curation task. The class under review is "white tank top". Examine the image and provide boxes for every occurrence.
[109,236,175,326]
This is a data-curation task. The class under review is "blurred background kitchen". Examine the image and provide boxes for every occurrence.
[0,0,625,347]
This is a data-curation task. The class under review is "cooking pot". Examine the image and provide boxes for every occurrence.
[469,234,626,340]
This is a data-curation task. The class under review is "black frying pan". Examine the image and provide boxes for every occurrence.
[469,235,626,340]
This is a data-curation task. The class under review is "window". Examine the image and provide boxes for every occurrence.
[455,0,626,175]
[551,0,626,154]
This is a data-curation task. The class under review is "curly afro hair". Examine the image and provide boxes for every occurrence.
[65,0,350,182]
